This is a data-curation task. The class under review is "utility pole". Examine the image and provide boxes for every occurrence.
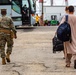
[42,0,43,15]
[39,0,43,15]
[39,0,44,26]
[42,0,43,25]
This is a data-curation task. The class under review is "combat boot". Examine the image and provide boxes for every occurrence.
[2,58,6,65]
[6,53,10,62]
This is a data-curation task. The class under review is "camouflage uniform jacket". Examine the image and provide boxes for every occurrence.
[0,15,16,33]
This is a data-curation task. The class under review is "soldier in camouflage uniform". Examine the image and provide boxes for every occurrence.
[0,9,17,65]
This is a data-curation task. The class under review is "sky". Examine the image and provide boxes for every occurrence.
[53,0,76,6]
[36,0,76,14]
[37,0,76,6]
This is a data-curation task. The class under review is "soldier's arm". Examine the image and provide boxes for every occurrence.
[9,18,17,39]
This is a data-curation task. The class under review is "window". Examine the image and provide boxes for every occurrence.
[53,0,66,6]
[12,0,21,14]
[30,0,35,11]
[22,0,29,8]
[0,0,11,5]
[43,0,51,6]
[68,0,76,6]
[53,0,76,6]
[22,0,35,14]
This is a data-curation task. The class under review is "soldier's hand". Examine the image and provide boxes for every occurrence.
[15,35,17,39]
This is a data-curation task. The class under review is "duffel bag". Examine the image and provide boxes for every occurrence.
[52,34,64,53]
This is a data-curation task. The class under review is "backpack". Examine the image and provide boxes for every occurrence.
[57,15,71,42]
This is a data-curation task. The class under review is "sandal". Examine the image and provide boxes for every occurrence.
[65,63,70,67]
[66,64,70,67]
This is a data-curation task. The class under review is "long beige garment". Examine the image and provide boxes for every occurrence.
[60,14,76,60]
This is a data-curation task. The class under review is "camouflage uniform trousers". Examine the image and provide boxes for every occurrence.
[0,32,13,58]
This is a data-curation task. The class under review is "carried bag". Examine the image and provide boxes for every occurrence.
[57,15,71,42]
[52,34,64,53]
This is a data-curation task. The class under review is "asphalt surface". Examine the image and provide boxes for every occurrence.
[0,26,76,75]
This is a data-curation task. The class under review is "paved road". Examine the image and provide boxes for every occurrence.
[0,26,76,75]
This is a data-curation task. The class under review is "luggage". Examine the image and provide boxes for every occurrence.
[57,15,71,42]
[52,35,64,53]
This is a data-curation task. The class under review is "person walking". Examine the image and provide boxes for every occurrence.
[35,14,40,26]
[0,9,17,65]
[22,4,28,23]
[60,6,76,69]
[39,14,44,26]
[59,6,69,59]
[60,6,69,22]
[63,6,69,59]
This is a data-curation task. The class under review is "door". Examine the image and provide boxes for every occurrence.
[22,0,30,25]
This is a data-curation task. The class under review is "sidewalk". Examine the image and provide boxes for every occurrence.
[0,26,76,75]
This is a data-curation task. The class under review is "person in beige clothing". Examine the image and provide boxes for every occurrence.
[62,6,69,59]
[60,6,76,69]
[39,14,44,26]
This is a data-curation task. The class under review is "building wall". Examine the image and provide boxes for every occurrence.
[43,6,76,21]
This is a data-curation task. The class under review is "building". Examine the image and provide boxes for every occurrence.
[36,0,76,22]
